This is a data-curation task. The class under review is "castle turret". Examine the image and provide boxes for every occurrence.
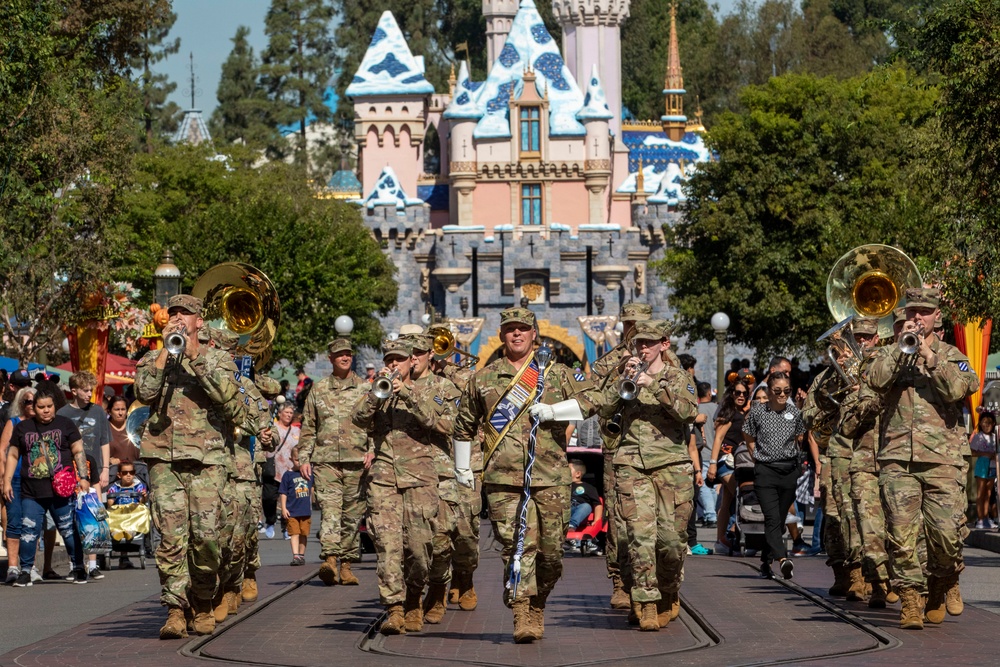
[552,0,630,136]
[443,61,482,225]
[483,0,519,72]
[661,2,686,142]
[577,64,613,225]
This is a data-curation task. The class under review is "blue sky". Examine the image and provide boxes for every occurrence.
[162,0,740,118]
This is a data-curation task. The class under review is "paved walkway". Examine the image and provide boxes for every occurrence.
[3,525,997,666]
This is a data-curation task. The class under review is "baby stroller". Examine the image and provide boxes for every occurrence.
[565,497,607,556]
[730,467,767,557]
[106,462,152,570]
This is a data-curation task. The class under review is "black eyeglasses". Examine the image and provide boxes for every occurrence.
[733,390,748,397]
[770,387,792,396]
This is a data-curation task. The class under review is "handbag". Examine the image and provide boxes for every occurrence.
[263,426,293,479]
[42,442,76,498]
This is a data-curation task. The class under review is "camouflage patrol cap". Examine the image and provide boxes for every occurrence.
[657,319,676,339]
[904,287,940,310]
[398,324,424,336]
[382,338,413,360]
[499,307,535,328]
[893,307,906,325]
[409,332,434,353]
[852,317,879,336]
[633,320,665,341]
[255,374,282,398]
[167,294,202,315]
[328,338,352,355]
[197,327,211,343]
[211,327,239,351]
[620,302,652,322]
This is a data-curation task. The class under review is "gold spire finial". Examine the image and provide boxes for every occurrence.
[449,62,457,96]
[636,158,645,191]
[662,1,686,141]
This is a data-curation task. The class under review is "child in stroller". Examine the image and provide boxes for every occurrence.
[106,461,151,569]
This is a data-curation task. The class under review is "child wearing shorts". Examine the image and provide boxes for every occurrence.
[279,449,313,565]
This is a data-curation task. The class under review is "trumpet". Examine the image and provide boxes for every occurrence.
[164,328,187,356]
[618,360,649,401]
[899,327,922,356]
[373,370,400,400]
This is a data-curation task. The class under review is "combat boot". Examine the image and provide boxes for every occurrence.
[530,593,548,636]
[655,598,672,628]
[610,575,631,610]
[924,575,946,624]
[241,576,258,602]
[886,587,899,604]
[159,606,188,640]
[944,575,963,616]
[212,589,229,624]
[191,598,216,636]
[403,589,424,633]
[899,588,924,630]
[318,556,339,586]
[449,579,461,604]
[380,604,406,635]
[226,590,240,615]
[639,602,660,632]
[668,590,681,620]
[512,598,542,643]
[868,581,888,609]
[828,563,849,596]
[457,572,478,610]
[422,583,449,624]
[846,566,867,602]
[628,598,641,626]
[339,561,359,586]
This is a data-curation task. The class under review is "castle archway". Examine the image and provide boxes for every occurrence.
[479,319,586,370]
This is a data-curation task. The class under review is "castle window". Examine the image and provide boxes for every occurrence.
[521,183,542,225]
[519,106,540,156]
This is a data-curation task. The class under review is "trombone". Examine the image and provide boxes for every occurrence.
[429,326,479,368]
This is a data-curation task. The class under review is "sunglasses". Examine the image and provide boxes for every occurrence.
[733,390,748,397]
[770,387,792,396]
[22,399,34,405]
[119,470,135,476]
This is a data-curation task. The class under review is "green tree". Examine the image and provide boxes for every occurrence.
[909,0,1000,321]
[260,0,337,166]
[210,26,273,147]
[0,0,138,364]
[130,0,182,151]
[656,66,955,359]
[108,144,397,366]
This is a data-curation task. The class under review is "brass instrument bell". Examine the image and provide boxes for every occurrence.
[429,326,480,367]
[827,244,922,339]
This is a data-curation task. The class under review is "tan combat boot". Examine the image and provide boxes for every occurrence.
[512,598,542,643]
[828,563,849,596]
[403,589,424,633]
[868,581,888,609]
[530,593,548,636]
[899,588,924,630]
[159,606,188,640]
[449,578,461,604]
[422,583,449,624]
[845,565,867,602]
[380,604,406,635]
[639,602,660,632]
[885,587,899,604]
[944,575,963,616]
[457,571,478,610]
[212,589,229,624]
[655,598,672,628]
[191,598,216,636]
[318,555,339,586]
[628,598,641,626]
[241,576,258,603]
[339,560,359,586]
[226,589,239,615]
[668,590,681,621]
[610,575,631,610]
[924,575,946,624]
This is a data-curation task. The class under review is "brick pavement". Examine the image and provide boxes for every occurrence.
[3,525,998,667]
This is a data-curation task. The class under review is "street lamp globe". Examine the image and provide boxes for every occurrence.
[711,312,730,333]
[421,313,432,326]
[334,315,354,335]
[153,250,182,307]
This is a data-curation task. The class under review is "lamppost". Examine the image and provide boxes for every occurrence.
[711,312,730,395]
[594,295,605,315]
[154,250,181,307]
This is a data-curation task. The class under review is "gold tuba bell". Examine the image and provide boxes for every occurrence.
[429,326,479,367]
[826,244,922,340]
[192,262,281,366]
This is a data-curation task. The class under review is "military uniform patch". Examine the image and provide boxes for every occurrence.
[434,395,444,405]
[688,384,696,395]
[958,361,970,372]
[574,372,586,381]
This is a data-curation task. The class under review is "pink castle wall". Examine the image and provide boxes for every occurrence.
[550,181,592,227]
[473,182,512,231]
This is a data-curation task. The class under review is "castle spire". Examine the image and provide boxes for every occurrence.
[662,2,687,142]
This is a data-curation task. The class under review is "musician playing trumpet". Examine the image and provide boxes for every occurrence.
[597,320,700,631]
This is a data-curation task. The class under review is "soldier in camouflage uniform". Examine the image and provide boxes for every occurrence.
[838,317,895,608]
[589,302,652,612]
[135,295,249,640]
[297,337,371,587]
[597,320,700,631]
[866,288,978,630]
[453,307,600,643]
[353,338,455,635]
[399,330,464,623]
[430,354,480,610]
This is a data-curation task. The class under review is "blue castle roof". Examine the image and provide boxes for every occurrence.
[346,12,435,97]
[359,166,424,211]
[577,65,613,121]
[443,61,483,120]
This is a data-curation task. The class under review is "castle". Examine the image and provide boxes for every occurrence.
[332,0,718,371]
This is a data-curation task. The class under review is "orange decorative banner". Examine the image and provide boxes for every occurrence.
[953,319,992,428]
[66,321,110,403]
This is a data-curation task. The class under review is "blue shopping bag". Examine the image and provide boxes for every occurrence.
[76,490,111,553]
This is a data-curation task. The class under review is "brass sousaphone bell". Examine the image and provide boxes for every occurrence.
[192,262,281,366]
[428,326,480,367]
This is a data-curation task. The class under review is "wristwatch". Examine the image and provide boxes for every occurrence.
[709,459,717,464]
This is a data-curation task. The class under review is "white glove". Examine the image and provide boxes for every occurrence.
[453,439,475,488]
[529,399,584,423]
